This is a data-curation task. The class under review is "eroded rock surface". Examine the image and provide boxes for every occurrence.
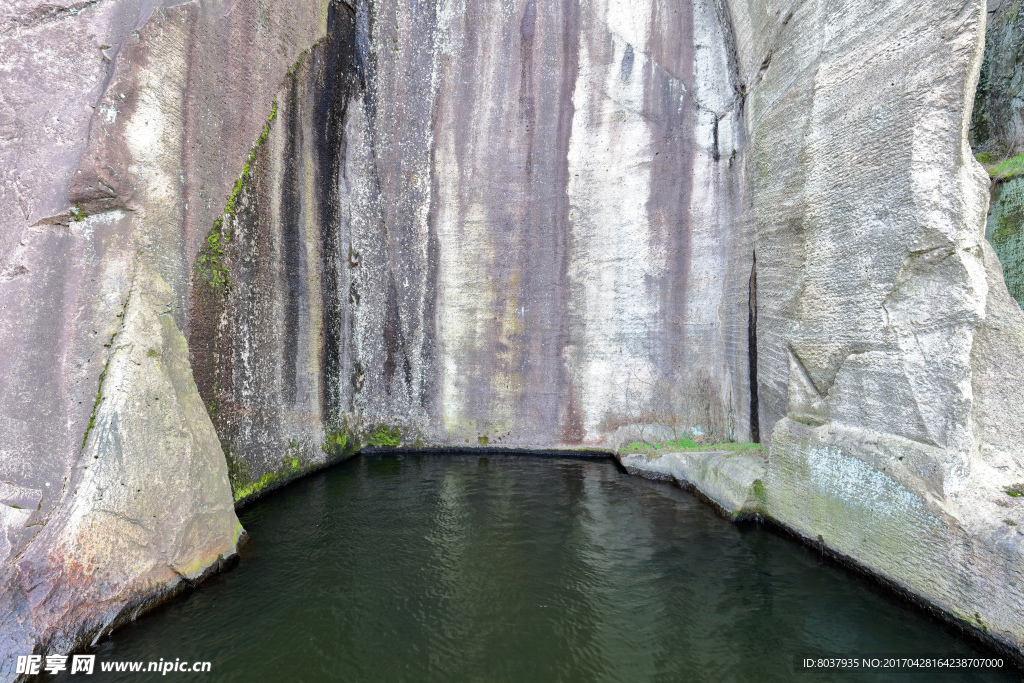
[3,0,1024,672]
[621,451,766,518]
[0,0,329,674]
[735,0,1024,654]
[191,0,755,495]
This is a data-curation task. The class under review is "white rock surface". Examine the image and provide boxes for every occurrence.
[622,451,766,518]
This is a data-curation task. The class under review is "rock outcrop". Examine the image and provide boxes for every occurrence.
[0,0,330,673]
[3,0,1024,673]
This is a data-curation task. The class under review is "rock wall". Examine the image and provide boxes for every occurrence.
[986,177,1024,306]
[189,3,361,502]
[0,0,330,674]
[734,0,1024,654]
[196,0,756,497]
[3,0,1024,673]
[974,0,1024,311]
[346,0,754,448]
[972,0,1024,155]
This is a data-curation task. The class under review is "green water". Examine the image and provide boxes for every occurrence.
[60,455,1018,681]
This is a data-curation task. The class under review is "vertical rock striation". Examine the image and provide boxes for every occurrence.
[3,0,1024,671]
[732,0,1024,654]
[0,0,331,674]
[193,0,755,498]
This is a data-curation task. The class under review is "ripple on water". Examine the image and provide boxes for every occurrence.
[55,454,1018,683]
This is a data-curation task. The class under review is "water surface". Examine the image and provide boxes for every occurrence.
[63,454,1017,681]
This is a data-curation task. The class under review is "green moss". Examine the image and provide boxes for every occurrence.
[992,202,1024,244]
[252,99,277,156]
[199,95,278,290]
[368,425,402,448]
[323,428,360,459]
[82,361,107,452]
[146,348,159,357]
[233,471,283,502]
[69,204,87,222]
[1003,1,1021,23]
[993,154,1024,181]
[225,447,249,494]
[195,218,231,290]
[232,435,319,502]
[478,435,489,446]
[979,153,1024,181]
[620,436,767,459]
[223,97,277,218]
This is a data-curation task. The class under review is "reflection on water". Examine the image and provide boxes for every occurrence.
[57,454,1017,682]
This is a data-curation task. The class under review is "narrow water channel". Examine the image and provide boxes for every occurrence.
[58,454,1016,681]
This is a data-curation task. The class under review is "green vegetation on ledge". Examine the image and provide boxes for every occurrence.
[975,152,1024,182]
[196,97,279,290]
[620,436,767,459]
[195,220,230,290]
[81,295,131,453]
[225,97,276,217]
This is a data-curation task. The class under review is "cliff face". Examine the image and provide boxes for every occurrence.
[3,0,1024,672]
[189,0,754,499]
[0,0,329,670]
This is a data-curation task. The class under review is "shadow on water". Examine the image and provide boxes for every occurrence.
[50,453,1022,682]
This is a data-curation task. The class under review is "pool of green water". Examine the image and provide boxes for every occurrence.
[61,454,1017,681]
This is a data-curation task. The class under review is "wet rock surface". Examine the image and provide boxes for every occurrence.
[3,0,1024,673]
[973,0,1024,156]
[189,0,753,494]
[0,0,329,674]
[621,450,766,518]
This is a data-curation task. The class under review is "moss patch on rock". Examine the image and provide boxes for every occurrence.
[620,435,767,459]
[367,425,402,448]
[232,440,307,503]
[323,427,360,460]
[195,219,231,290]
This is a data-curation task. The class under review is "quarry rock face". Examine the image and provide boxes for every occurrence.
[3,0,1024,673]
[736,0,1024,652]
[987,177,1024,307]
[0,0,329,674]
[198,0,754,502]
